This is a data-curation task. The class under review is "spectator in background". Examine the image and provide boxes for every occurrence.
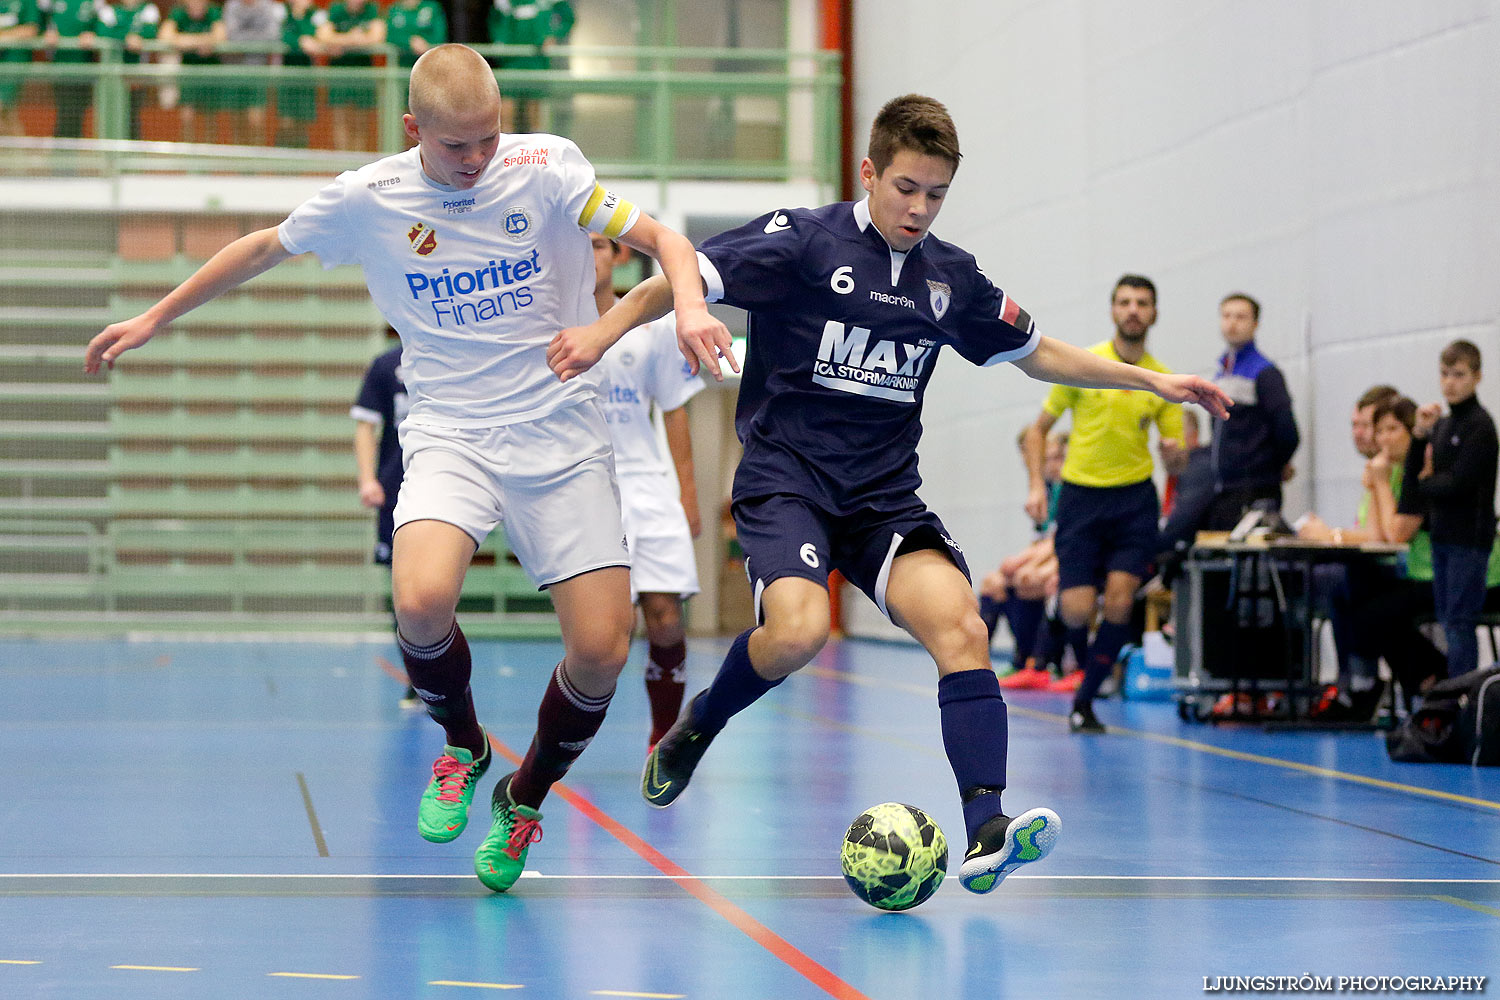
[1202,293,1299,529]
[160,0,224,144]
[352,330,416,706]
[1295,384,1400,716]
[486,0,571,132]
[1400,340,1498,680]
[92,0,159,140]
[40,0,95,138]
[1,0,42,137]
[1021,274,1188,733]
[1298,384,1400,545]
[387,0,447,72]
[318,0,383,150]
[1331,395,1443,719]
[221,0,282,145]
[275,0,324,147]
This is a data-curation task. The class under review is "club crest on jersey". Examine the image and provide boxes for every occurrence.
[407,223,437,256]
[927,280,951,320]
[503,208,531,240]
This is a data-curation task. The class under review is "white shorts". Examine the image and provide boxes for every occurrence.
[393,400,630,589]
[619,471,700,602]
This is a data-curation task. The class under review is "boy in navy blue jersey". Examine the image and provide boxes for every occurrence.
[549,95,1231,894]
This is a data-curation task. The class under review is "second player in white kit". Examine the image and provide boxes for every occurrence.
[590,234,706,749]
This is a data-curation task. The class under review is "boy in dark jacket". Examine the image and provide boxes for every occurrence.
[1400,339,1498,680]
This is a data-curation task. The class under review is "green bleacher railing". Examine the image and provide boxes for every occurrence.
[0,39,843,186]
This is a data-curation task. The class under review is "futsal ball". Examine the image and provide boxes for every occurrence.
[839,802,948,911]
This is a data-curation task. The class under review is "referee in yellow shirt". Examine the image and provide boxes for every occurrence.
[1020,275,1188,733]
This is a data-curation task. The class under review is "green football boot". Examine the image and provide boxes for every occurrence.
[474,772,544,893]
[417,741,491,843]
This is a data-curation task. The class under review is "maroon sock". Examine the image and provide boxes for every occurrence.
[510,662,614,808]
[398,621,485,755]
[644,640,687,746]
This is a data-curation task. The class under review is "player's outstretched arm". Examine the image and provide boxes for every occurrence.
[1013,336,1232,419]
[547,273,675,383]
[85,228,293,373]
[618,215,737,381]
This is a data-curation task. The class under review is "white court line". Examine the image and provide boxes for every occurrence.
[4,873,1500,884]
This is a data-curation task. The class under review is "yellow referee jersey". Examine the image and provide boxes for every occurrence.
[1043,340,1184,488]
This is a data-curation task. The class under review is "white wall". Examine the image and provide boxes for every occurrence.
[845,0,1500,636]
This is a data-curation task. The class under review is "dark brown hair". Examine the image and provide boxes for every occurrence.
[1113,274,1157,307]
[868,95,961,175]
[1220,293,1260,321]
[1441,339,1481,372]
[1356,384,1400,411]
[1371,395,1417,432]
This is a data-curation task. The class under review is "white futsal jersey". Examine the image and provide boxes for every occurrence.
[596,312,705,475]
[278,136,640,428]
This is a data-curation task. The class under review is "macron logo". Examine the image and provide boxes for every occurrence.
[763,212,791,234]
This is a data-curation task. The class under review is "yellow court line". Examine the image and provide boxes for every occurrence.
[807,665,1500,813]
[112,965,199,972]
[429,981,525,990]
[1433,894,1500,919]
[268,972,361,980]
[0,960,41,965]
[591,992,686,998]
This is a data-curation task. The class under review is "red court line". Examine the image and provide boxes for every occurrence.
[487,737,871,1000]
[374,656,410,685]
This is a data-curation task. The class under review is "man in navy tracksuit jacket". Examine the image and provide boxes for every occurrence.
[1203,293,1300,529]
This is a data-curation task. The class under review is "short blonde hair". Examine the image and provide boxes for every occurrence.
[408,44,501,122]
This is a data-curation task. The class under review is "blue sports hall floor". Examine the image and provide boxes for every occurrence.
[2,634,1498,999]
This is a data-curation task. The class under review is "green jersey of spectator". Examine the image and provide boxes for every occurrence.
[1,0,42,45]
[280,0,322,67]
[1,0,42,109]
[166,0,220,67]
[323,0,378,69]
[385,0,444,68]
[1,0,42,56]
[92,0,159,63]
[39,0,95,62]
[487,0,572,70]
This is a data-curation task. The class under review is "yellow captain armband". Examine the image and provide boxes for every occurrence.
[578,183,640,240]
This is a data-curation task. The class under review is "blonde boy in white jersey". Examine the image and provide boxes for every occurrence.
[590,234,706,751]
[85,43,735,894]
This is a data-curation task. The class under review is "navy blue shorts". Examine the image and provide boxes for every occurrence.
[1053,479,1159,591]
[733,493,971,621]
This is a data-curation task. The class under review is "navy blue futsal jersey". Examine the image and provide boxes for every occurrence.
[697,199,1041,514]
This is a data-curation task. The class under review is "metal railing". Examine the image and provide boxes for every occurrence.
[0,40,842,185]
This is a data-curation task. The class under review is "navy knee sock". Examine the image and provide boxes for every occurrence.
[937,669,1009,845]
[1076,620,1129,707]
[690,627,783,735]
[399,621,485,755]
[1005,597,1045,664]
[978,595,1004,640]
[1065,626,1090,672]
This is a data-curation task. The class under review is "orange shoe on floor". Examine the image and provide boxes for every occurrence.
[1045,670,1084,693]
[998,667,1053,690]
